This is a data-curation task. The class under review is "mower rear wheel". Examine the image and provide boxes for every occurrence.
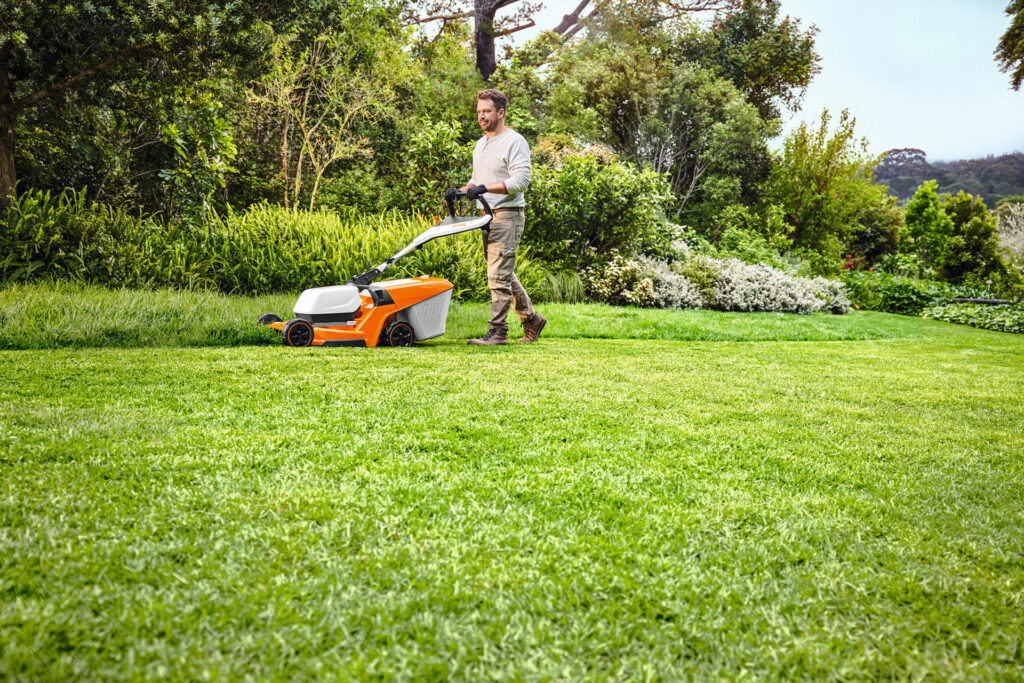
[282,318,314,347]
[382,320,414,347]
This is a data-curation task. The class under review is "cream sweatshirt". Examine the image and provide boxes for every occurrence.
[470,128,531,209]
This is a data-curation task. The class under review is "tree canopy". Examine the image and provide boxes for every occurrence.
[995,0,1024,90]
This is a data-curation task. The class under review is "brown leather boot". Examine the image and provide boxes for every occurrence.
[518,313,547,342]
[467,325,508,345]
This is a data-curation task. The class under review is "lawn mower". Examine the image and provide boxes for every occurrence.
[258,192,492,347]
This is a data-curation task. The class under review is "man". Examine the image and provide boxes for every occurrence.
[446,88,546,345]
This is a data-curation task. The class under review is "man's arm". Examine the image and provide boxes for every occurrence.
[501,136,531,195]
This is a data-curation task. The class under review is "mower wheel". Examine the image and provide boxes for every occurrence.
[382,320,414,347]
[282,318,314,347]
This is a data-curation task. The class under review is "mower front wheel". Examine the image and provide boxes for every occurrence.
[382,321,414,347]
[282,318,314,347]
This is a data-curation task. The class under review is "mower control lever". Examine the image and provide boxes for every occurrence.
[445,191,493,221]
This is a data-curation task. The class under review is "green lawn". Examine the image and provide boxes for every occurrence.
[2,284,1023,678]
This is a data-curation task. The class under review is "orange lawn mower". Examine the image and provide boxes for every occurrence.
[257,191,493,347]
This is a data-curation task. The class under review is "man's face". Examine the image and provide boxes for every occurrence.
[477,98,503,133]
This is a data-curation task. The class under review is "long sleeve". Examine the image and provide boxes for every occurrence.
[502,136,532,194]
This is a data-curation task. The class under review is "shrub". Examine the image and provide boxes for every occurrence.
[1,189,547,301]
[672,258,718,303]
[712,258,850,314]
[526,139,672,267]
[923,303,1024,334]
[636,256,705,309]
[583,252,849,314]
[841,272,951,315]
[713,225,786,269]
[840,271,1005,315]
[581,253,657,307]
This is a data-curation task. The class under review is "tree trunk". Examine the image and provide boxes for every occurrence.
[0,62,15,207]
[0,113,14,208]
[475,2,498,81]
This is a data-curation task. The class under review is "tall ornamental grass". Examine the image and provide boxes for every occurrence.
[1,189,548,300]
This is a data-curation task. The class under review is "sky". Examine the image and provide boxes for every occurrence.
[513,0,1024,161]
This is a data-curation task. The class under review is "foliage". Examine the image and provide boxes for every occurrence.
[938,191,1006,282]
[901,183,1007,284]
[526,139,672,267]
[713,224,787,269]
[247,17,412,210]
[710,257,850,314]
[636,256,706,309]
[902,180,954,267]
[923,302,1024,334]
[538,270,586,304]
[688,0,821,120]
[582,251,848,314]
[158,93,239,217]
[840,270,1002,316]
[765,109,889,274]
[0,188,548,301]
[545,30,771,226]
[848,191,902,267]
[997,200,1024,263]
[392,119,474,215]
[0,0,283,201]
[995,0,1024,90]
[581,252,657,307]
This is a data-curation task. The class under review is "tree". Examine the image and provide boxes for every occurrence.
[874,148,929,181]
[765,109,888,270]
[996,0,1024,90]
[404,0,741,79]
[544,15,771,225]
[249,21,410,210]
[939,191,1005,282]
[902,180,954,267]
[688,0,820,120]
[0,0,288,205]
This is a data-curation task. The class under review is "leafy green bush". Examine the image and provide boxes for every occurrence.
[840,271,1000,315]
[923,303,1024,334]
[713,225,786,269]
[526,140,672,267]
[581,253,656,307]
[1,189,548,301]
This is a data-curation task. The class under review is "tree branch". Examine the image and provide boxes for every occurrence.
[496,18,535,36]
[552,0,592,34]
[411,9,473,24]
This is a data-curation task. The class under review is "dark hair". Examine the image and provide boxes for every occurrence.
[477,88,507,112]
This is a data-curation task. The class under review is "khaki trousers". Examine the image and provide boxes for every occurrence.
[483,207,535,330]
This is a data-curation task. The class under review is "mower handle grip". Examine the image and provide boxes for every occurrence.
[445,191,493,220]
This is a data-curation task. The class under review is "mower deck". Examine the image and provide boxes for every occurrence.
[269,277,454,347]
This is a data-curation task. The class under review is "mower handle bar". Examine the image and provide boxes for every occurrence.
[346,191,493,287]
[445,191,492,220]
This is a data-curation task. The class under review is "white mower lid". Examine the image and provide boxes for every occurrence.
[294,284,362,316]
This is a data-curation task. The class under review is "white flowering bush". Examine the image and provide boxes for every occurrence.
[581,253,657,307]
[583,253,850,314]
[636,256,705,309]
[997,202,1024,263]
[713,258,850,314]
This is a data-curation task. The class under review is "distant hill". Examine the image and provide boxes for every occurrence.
[874,149,1024,207]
